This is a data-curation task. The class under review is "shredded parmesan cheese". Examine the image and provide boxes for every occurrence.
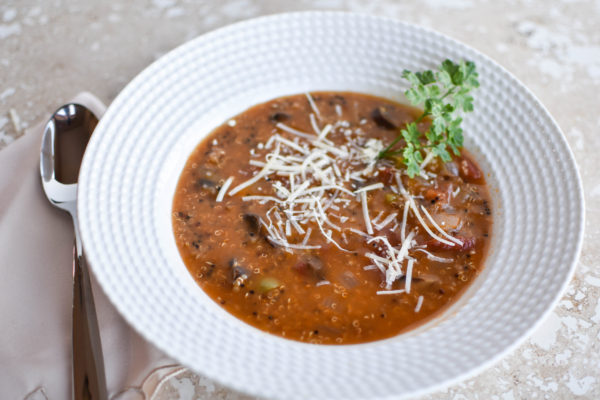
[400,200,409,242]
[309,113,321,135]
[268,240,321,250]
[305,93,321,119]
[408,197,455,247]
[405,258,414,294]
[301,227,313,246]
[348,227,372,239]
[361,191,373,235]
[415,248,453,263]
[216,176,234,202]
[275,122,316,140]
[374,212,397,230]
[419,205,463,246]
[377,289,406,295]
[335,104,342,116]
[354,182,384,194]
[415,296,424,312]
[371,210,385,225]
[318,124,333,141]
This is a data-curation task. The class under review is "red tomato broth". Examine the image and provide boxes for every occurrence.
[172,92,492,344]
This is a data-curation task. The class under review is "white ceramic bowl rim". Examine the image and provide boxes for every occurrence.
[78,12,584,400]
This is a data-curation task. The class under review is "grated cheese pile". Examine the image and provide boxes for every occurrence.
[219,93,461,305]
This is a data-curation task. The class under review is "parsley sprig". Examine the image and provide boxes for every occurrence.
[377,59,479,177]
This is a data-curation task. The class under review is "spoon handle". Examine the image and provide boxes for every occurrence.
[72,244,108,400]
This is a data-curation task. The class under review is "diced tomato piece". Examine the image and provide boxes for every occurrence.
[378,167,395,185]
[293,256,325,281]
[424,188,448,203]
[427,236,475,251]
[459,158,483,182]
[293,261,310,275]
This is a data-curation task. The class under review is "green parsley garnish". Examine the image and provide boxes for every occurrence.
[377,59,479,177]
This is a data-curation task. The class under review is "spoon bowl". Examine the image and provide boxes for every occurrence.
[40,104,97,213]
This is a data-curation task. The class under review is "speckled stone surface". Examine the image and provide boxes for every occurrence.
[2,1,598,399]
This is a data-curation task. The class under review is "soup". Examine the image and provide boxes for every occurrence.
[172,92,492,344]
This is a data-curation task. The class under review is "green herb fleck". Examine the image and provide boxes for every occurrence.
[377,59,479,177]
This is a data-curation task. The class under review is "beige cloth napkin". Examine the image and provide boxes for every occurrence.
[0,93,182,399]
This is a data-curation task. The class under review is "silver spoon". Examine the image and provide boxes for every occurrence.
[40,104,107,400]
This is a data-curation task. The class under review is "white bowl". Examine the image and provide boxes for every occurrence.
[78,12,584,400]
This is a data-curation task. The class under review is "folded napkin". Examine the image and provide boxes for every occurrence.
[0,93,182,399]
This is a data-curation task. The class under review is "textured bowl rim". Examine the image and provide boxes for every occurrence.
[78,11,585,399]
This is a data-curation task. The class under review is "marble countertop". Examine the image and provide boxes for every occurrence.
[2,0,599,398]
